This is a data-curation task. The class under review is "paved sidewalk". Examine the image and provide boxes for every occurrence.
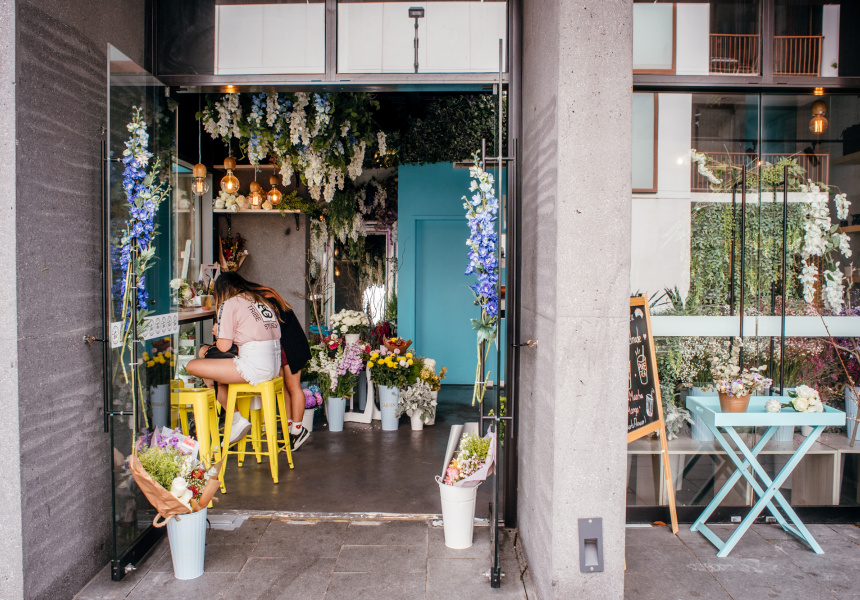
[75,517,532,600]
[625,522,860,600]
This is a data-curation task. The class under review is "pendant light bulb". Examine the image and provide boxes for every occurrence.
[191,163,209,197]
[809,100,828,134]
[266,174,283,207]
[221,156,240,194]
[249,180,263,209]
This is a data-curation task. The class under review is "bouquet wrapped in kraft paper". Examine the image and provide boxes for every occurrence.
[129,427,224,527]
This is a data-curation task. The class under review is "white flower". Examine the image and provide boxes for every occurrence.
[838,232,852,258]
[399,360,407,367]
[822,268,845,314]
[765,398,782,413]
[807,397,824,413]
[792,397,810,412]
[170,278,183,290]
[799,260,818,304]
[377,131,387,156]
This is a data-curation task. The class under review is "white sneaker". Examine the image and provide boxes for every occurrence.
[249,396,262,410]
[226,415,252,446]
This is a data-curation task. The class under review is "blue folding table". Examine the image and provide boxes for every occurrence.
[685,396,845,557]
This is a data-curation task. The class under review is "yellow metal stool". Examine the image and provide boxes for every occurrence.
[169,386,222,467]
[220,377,294,493]
[235,377,291,464]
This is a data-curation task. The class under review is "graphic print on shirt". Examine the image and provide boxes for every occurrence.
[249,302,279,333]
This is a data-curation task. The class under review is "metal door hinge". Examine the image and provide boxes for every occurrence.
[83,335,107,344]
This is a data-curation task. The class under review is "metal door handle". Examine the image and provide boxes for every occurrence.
[513,340,538,348]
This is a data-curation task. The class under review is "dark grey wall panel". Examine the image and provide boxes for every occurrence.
[15,2,147,599]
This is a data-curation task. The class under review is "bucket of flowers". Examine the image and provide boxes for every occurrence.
[330,309,370,345]
[419,361,447,425]
[396,380,436,431]
[367,348,422,430]
[144,349,174,429]
[308,341,364,432]
[437,425,496,549]
[709,337,772,413]
[301,384,323,432]
[129,428,223,580]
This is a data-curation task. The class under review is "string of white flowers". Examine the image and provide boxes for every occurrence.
[690,149,722,187]
[798,181,852,312]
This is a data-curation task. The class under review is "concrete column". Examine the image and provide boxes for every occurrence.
[0,1,24,598]
[518,1,632,598]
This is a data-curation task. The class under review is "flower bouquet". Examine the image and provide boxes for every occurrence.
[436,425,496,549]
[368,349,421,389]
[709,337,772,412]
[383,336,412,355]
[765,385,825,414]
[420,364,447,392]
[129,428,223,579]
[218,232,249,272]
[308,342,364,431]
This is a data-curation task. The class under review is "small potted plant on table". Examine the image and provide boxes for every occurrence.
[710,337,772,413]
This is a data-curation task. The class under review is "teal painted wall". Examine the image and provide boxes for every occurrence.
[398,163,505,385]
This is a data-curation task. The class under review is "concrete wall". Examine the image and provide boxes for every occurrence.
[0,1,23,598]
[14,1,148,598]
[519,1,632,598]
[222,214,309,329]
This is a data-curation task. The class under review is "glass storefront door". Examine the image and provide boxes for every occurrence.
[106,45,178,580]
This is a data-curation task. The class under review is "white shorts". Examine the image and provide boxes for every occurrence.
[233,340,281,386]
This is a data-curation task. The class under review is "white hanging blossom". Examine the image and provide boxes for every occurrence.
[340,120,351,137]
[310,220,328,263]
[690,149,722,186]
[823,267,845,314]
[279,159,294,187]
[266,93,280,127]
[377,131,387,156]
[347,141,366,180]
[836,192,851,221]
[290,92,310,146]
[798,181,853,312]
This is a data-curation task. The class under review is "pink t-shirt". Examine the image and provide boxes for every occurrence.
[217,296,281,346]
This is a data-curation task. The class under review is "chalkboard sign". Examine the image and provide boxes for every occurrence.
[627,296,678,533]
[628,296,661,439]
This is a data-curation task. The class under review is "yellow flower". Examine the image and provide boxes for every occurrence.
[156,355,165,364]
[146,360,155,367]
[143,352,150,360]
[406,353,413,359]
[170,361,176,367]
[407,359,413,365]
[164,351,172,358]
[367,361,374,369]
[371,352,379,359]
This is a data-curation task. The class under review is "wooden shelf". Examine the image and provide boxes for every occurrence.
[213,208,299,215]
[212,164,278,171]
[837,225,860,233]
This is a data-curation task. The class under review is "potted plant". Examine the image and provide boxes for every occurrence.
[330,309,370,345]
[396,380,436,430]
[301,385,323,431]
[368,348,422,430]
[709,338,772,413]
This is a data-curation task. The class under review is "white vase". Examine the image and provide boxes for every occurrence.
[345,333,360,345]
[846,387,859,441]
[166,508,207,580]
[437,478,479,549]
[302,407,316,432]
[378,385,400,430]
[150,384,170,429]
[410,412,424,430]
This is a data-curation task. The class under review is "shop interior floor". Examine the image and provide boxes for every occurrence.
[214,384,496,515]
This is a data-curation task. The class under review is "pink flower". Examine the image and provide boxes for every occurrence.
[394,348,401,355]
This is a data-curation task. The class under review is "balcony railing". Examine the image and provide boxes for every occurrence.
[774,35,822,76]
[710,34,760,75]
[691,152,830,192]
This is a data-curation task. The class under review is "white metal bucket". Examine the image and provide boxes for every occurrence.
[437,477,479,549]
[166,508,208,580]
[302,406,316,432]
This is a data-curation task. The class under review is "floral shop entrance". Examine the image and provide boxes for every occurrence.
[104,45,516,584]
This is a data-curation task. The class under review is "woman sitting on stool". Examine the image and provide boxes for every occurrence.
[186,272,282,446]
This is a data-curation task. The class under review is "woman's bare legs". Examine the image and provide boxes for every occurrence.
[282,366,305,425]
[186,358,246,408]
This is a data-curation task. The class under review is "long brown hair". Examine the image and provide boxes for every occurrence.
[213,272,291,317]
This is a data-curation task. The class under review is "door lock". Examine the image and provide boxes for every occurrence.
[83,335,107,344]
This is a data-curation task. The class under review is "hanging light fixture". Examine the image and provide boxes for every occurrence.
[249,171,263,209]
[221,155,240,194]
[809,101,828,134]
[191,98,209,197]
[266,174,283,207]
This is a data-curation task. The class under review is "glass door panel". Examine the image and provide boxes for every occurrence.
[107,45,178,579]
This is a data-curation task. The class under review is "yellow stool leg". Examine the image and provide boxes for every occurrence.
[278,386,294,469]
[179,407,190,437]
[208,396,221,462]
[219,386,240,494]
[190,394,211,468]
[236,397,251,467]
[262,386,279,484]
